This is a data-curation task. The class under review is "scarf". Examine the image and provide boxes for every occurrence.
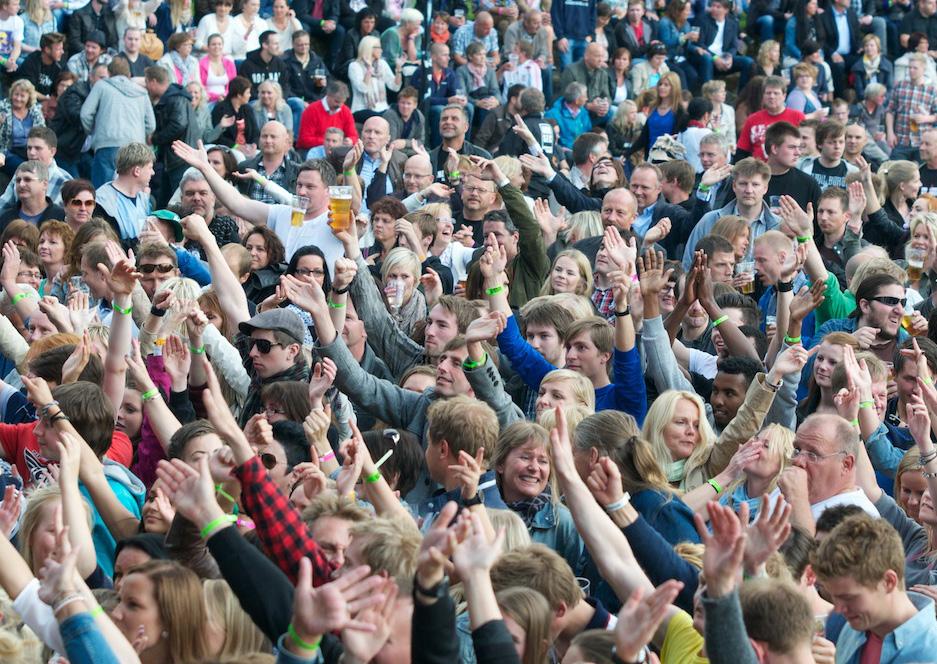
[239,358,310,427]
[507,486,551,528]
[394,287,428,339]
[170,50,189,85]
[666,458,687,484]
[720,485,783,522]
[688,119,707,128]
[862,54,880,79]
[466,61,488,89]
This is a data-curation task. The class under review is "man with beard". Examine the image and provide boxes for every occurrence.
[453,170,499,247]
[429,105,491,177]
[178,170,240,258]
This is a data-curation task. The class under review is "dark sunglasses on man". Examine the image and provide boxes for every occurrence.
[139,263,175,274]
[247,338,283,354]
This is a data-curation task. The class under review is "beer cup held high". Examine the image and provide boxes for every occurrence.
[328,186,353,231]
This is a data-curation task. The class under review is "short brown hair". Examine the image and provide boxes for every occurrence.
[660,159,695,193]
[136,241,178,267]
[764,121,802,156]
[348,517,421,593]
[491,544,581,610]
[812,513,906,587]
[55,382,114,458]
[819,186,849,211]
[370,196,408,221]
[436,294,480,332]
[732,157,771,182]
[564,316,613,353]
[243,227,285,266]
[398,85,419,100]
[815,119,846,146]
[520,298,577,339]
[427,394,499,461]
[739,579,815,655]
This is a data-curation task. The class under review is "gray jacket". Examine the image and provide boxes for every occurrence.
[383,105,426,147]
[80,76,156,150]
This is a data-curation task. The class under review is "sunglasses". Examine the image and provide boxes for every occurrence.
[68,198,95,208]
[870,295,907,308]
[139,263,175,274]
[248,338,283,354]
[260,452,278,470]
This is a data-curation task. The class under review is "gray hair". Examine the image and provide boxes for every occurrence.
[863,82,886,101]
[563,82,587,105]
[699,131,732,157]
[16,160,49,182]
[400,7,423,24]
[180,167,207,191]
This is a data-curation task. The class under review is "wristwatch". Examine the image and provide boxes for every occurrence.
[777,280,794,293]
[413,575,449,601]
[611,646,649,664]
[460,493,483,508]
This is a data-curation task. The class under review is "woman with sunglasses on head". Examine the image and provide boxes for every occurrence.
[60,179,98,234]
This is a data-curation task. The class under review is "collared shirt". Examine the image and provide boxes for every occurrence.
[834,8,851,55]
[682,200,778,267]
[591,286,617,320]
[452,21,500,56]
[0,160,71,208]
[246,158,290,204]
[65,52,113,82]
[633,201,657,238]
[708,20,725,56]
[886,79,937,147]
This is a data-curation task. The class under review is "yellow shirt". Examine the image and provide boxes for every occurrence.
[661,609,709,664]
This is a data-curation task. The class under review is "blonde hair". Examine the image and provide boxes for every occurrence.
[348,517,421,593]
[562,210,603,245]
[722,424,795,502]
[848,256,907,293]
[538,369,596,411]
[495,588,553,664]
[357,35,381,61]
[655,71,682,109]
[641,390,717,487]
[881,160,920,200]
[486,508,533,552]
[0,596,40,664]
[537,404,594,439]
[524,292,596,321]
[258,79,286,110]
[491,421,555,500]
[894,446,923,514]
[380,246,421,282]
[203,579,270,658]
[422,201,452,222]
[25,0,52,24]
[910,212,937,250]
[757,39,780,68]
[710,215,750,255]
[19,485,89,573]
[8,79,37,108]
[539,249,594,297]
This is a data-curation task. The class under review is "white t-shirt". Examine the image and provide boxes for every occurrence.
[266,206,345,275]
[0,15,25,57]
[811,487,880,521]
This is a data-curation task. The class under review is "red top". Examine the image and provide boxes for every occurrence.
[296,99,360,150]
[737,107,805,161]
[0,422,133,487]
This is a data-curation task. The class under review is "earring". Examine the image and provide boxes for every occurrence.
[162,631,169,639]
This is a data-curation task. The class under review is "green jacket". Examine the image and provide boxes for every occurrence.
[501,183,550,309]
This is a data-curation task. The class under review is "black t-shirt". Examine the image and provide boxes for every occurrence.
[809,160,850,189]
[17,52,62,97]
[921,164,937,196]
[113,52,155,78]
[766,167,822,212]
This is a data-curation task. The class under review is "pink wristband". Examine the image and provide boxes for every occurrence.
[319,450,336,463]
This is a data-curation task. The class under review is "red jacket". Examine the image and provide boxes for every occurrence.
[296,99,359,150]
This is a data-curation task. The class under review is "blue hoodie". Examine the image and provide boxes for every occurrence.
[550,0,597,41]
[79,459,146,578]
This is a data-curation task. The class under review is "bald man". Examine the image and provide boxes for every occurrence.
[356,116,407,207]
[451,11,499,66]
[237,121,301,203]
[562,188,639,265]
[559,43,612,123]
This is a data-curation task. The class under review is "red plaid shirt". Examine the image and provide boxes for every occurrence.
[886,79,937,148]
[234,456,331,585]
[591,287,617,322]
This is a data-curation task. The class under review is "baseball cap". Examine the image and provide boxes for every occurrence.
[238,309,305,345]
[151,209,184,243]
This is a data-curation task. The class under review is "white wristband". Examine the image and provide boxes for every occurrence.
[604,492,631,513]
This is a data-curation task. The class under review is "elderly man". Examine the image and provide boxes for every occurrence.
[355,116,407,208]
[451,11,499,66]
[560,43,612,125]
[0,161,66,231]
[367,153,450,212]
[545,82,592,150]
[296,80,358,153]
[179,170,241,256]
[409,43,467,148]
[237,121,300,203]
[779,413,878,532]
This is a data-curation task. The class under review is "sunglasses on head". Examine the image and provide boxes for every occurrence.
[248,338,283,354]
[139,263,175,274]
[870,295,907,308]
[260,452,278,470]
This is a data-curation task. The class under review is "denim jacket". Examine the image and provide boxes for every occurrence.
[527,499,585,576]
[835,592,937,663]
[60,612,121,664]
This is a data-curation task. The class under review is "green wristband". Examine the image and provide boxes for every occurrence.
[364,470,382,484]
[140,388,160,401]
[288,623,322,652]
[485,285,504,296]
[859,400,875,409]
[707,478,722,494]
[111,301,132,315]
[712,315,728,327]
[328,299,346,308]
[796,235,813,244]
[199,514,237,539]
[10,291,30,305]
[190,345,206,354]
[784,335,802,345]
[462,352,488,370]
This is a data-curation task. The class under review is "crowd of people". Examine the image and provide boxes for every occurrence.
[0,0,936,662]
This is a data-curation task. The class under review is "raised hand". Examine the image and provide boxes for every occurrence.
[0,484,21,539]
[603,227,637,273]
[743,496,792,574]
[479,241,508,282]
[614,581,683,662]
[21,373,55,410]
[700,163,732,187]
[637,249,674,298]
[771,344,809,377]
[416,501,462,588]
[778,196,813,239]
[464,311,507,344]
[534,198,566,241]
[340,579,399,664]
[518,152,554,177]
[303,409,331,446]
[308,358,337,408]
[549,406,578,481]
[101,256,142,297]
[61,331,92,384]
[332,258,358,292]
[907,392,933,451]
[336,437,364,497]
[418,267,443,308]
[448,448,485,500]
[155,456,222,528]
[280,274,326,313]
[644,217,672,246]
[180,214,211,245]
[343,140,364,173]
[847,180,867,227]
[789,281,826,324]
[452,511,505,577]
[66,290,96,334]
[244,413,274,451]
[511,113,537,146]
[585,456,625,507]
[695,501,746,598]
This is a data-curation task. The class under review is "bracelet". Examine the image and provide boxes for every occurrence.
[257,175,268,187]
[40,401,60,416]
[796,235,813,244]
[49,413,70,424]
[319,450,336,463]
[920,449,937,465]
[89,605,104,618]
[485,285,504,296]
[784,335,802,345]
[364,470,382,484]
[342,170,355,178]
[215,484,238,507]
[776,280,794,293]
[923,470,937,478]
[150,305,167,317]
[707,478,722,494]
[712,315,728,327]
[200,514,237,539]
[190,345,206,354]
[697,183,711,192]
[859,400,875,409]
[604,492,631,513]
[140,388,160,401]
[111,301,132,315]
[448,170,461,180]
[925,376,935,385]
[332,285,350,295]
[327,299,346,309]
[52,593,84,615]
[614,307,631,317]
[153,337,166,347]
[849,418,860,427]
[10,291,30,305]
[288,623,322,652]
[462,353,488,370]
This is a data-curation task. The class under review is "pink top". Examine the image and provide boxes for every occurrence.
[199,55,237,102]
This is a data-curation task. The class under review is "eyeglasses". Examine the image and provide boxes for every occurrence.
[264,405,286,416]
[17,270,41,280]
[463,185,494,194]
[139,263,175,274]
[869,295,907,308]
[791,447,847,464]
[68,198,95,208]
[248,338,283,354]
[294,267,325,278]
[260,452,278,469]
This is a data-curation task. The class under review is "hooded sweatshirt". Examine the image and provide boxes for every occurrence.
[79,458,146,578]
[80,75,156,151]
[238,47,292,97]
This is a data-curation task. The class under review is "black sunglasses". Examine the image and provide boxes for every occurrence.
[139,263,175,274]
[870,295,907,308]
[261,452,278,470]
[248,338,283,354]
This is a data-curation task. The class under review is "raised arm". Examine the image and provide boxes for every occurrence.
[171,140,270,226]
[181,213,250,326]
[55,431,98,579]
[100,244,140,414]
